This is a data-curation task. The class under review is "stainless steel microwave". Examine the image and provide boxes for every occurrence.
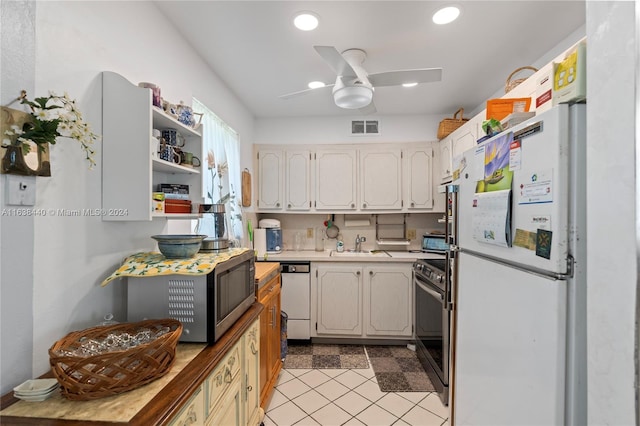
[127,250,255,343]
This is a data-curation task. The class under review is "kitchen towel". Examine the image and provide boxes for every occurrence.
[253,228,267,259]
[100,247,250,287]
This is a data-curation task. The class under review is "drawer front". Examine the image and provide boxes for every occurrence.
[205,341,241,414]
[257,275,280,302]
[169,386,205,426]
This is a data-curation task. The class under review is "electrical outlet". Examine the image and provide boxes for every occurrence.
[407,229,417,240]
[307,228,314,238]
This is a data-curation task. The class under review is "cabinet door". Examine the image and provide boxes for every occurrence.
[257,149,283,210]
[169,386,205,426]
[315,150,357,210]
[364,264,413,337]
[451,122,478,179]
[206,375,243,426]
[439,137,453,183]
[285,150,312,211]
[404,146,434,210]
[316,265,362,336]
[268,286,282,379]
[244,320,260,426]
[360,148,402,210]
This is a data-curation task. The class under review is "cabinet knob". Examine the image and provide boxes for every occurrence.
[356,271,361,275]
[370,270,373,275]
[411,202,415,207]
[247,385,253,392]
[351,203,355,208]
[288,203,291,208]
[363,203,367,208]
[276,202,280,207]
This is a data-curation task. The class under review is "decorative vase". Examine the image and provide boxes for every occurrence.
[1,106,51,176]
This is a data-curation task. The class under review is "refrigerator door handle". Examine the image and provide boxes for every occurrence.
[461,249,575,281]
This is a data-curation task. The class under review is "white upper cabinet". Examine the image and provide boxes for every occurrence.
[254,142,439,213]
[439,137,453,183]
[285,150,312,211]
[315,149,357,210]
[256,149,283,210]
[360,148,403,211]
[102,71,202,221]
[404,146,434,210]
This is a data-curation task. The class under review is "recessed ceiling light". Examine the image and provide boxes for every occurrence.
[402,82,418,88]
[308,81,325,89]
[294,12,319,31]
[433,6,460,25]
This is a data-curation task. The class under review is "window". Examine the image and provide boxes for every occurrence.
[193,99,243,244]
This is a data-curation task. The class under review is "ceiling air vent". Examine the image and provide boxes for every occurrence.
[351,120,380,136]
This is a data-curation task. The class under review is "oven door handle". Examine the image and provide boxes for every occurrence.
[415,278,444,302]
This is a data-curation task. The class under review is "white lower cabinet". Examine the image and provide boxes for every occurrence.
[312,263,413,339]
[169,318,259,426]
[315,264,363,336]
[169,386,205,426]
[365,265,413,337]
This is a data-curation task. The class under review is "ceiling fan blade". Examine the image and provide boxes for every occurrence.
[278,84,334,100]
[314,46,357,78]
[358,101,377,115]
[368,68,443,87]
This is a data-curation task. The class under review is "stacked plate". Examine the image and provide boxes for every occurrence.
[13,378,59,402]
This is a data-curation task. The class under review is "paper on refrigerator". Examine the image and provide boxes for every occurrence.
[471,189,512,247]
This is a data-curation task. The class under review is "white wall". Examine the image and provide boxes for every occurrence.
[0,0,255,394]
[255,114,444,145]
[586,1,637,424]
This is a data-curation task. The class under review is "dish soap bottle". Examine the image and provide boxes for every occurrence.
[336,239,344,253]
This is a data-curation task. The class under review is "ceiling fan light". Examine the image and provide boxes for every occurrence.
[433,6,460,25]
[308,81,326,89]
[334,86,373,109]
[293,12,319,31]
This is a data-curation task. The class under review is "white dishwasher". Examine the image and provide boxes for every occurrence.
[280,261,311,340]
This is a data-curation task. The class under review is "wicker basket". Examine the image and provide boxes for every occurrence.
[437,108,469,139]
[49,319,182,400]
[505,66,538,93]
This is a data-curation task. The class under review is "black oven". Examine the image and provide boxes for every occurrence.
[414,257,449,405]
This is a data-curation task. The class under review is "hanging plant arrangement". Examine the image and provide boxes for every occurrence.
[1,90,99,176]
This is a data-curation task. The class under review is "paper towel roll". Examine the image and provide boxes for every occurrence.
[254,228,267,259]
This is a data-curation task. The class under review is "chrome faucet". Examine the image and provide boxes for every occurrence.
[355,234,366,252]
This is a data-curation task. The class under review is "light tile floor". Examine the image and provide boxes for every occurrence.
[264,350,449,426]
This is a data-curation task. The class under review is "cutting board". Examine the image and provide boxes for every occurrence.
[242,168,251,207]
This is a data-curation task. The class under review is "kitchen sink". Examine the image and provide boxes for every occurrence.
[330,250,390,257]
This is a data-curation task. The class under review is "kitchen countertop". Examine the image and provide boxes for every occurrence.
[0,303,264,425]
[257,249,445,263]
[254,262,280,291]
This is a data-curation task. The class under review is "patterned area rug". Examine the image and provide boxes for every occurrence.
[283,343,369,369]
[365,345,436,392]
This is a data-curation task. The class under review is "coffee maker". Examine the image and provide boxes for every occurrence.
[258,219,282,253]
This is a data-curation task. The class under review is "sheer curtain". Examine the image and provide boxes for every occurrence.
[193,98,244,245]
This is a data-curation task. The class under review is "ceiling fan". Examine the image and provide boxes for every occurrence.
[279,46,443,114]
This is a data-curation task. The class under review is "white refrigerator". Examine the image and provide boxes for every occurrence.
[451,104,586,426]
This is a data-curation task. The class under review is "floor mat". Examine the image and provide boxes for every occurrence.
[365,345,436,392]
[283,343,369,369]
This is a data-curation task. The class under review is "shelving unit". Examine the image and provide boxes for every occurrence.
[102,71,204,221]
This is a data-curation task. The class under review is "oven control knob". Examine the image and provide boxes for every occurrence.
[436,274,443,283]
[290,266,296,272]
